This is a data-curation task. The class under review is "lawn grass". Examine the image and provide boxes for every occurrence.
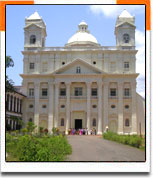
[6,133,72,161]
[103,132,145,151]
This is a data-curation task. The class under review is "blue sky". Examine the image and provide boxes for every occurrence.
[6,5,145,97]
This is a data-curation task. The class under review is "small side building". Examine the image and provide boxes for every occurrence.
[6,86,26,131]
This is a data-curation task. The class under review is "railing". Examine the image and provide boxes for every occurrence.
[123,96,131,99]
[40,96,48,99]
[109,96,118,99]
[24,46,135,52]
[59,96,66,99]
[91,96,98,99]
[71,96,87,99]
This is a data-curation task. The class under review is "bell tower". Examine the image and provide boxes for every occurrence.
[115,9,136,49]
[24,11,47,48]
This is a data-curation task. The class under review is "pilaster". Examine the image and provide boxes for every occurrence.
[103,82,109,132]
[86,82,91,134]
[65,82,71,134]
[131,81,137,134]
[48,82,54,133]
[97,81,103,135]
[54,82,59,128]
[118,82,123,134]
[34,82,40,131]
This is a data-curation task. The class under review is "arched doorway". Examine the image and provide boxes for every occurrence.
[39,120,48,129]
[109,120,118,133]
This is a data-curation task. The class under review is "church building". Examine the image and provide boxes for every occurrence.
[21,10,145,135]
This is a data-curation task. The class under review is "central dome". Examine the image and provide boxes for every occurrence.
[66,21,99,47]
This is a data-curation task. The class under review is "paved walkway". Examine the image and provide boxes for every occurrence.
[66,135,145,161]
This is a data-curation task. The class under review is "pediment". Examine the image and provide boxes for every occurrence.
[24,23,42,30]
[116,22,135,28]
[53,59,105,75]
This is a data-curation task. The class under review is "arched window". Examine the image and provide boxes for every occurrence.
[92,105,97,108]
[61,105,65,108]
[29,118,32,122]
[111,105,116,109]
[125,105,129,109]
[125,119,130,127]
[42,105,47,108]
[29,104,33,108]
[61,118,64,126]
[123,33,130,43]
[30,35,36,44]
[93,119,96,127]
[76,66,81,73]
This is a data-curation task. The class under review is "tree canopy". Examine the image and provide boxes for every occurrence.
[6,56,15,92]
[6,56,14,68]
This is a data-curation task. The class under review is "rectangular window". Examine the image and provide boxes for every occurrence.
[60,88,66,96]
[124,88,130,96]
[76,66,81,73]
[42,88,48,96]
[75,87,83,96]
[124,62,129,71]
[29,88,34,97]
[29,63,35,69]
[110,88,117,96]
[91,88,97,96]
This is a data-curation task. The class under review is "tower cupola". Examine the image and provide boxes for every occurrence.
[24,11,47,49]
[115,9,136,49]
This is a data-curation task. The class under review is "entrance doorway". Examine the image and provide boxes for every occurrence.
[75,119,82,130]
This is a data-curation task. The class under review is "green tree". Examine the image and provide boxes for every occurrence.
[26,121,37,135]
[6,56,14,68]
[6,56,15,92]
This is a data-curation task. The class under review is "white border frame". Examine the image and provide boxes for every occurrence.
[0,0,151,172]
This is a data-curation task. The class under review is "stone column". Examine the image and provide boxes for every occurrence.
[118,82,123,134]
[48,82,54,133]
[97,81,102,135]
[65,82,71,134]
[103,82,109,132]
[18,99,20,114]
[86,82,91,134]
[12,96,14,112]
[14,121,16,130]
[131,81,137,134]
[34,82,40,132]
[11,120,14,130]
[15,97,18,113]
[54,82,59,128]
[8,95,11,111]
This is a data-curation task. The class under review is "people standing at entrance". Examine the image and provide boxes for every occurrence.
[72,128,75,135]
[68,128,71,135]
[83,128,85,135]
[86,128,88,135]
[95,128,97,135]
[79,129,81,135]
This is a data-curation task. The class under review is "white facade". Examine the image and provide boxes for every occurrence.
[21,10,145,135]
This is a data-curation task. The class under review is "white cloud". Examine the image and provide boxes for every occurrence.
[135,29,145,98]
[89,5,145,18]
